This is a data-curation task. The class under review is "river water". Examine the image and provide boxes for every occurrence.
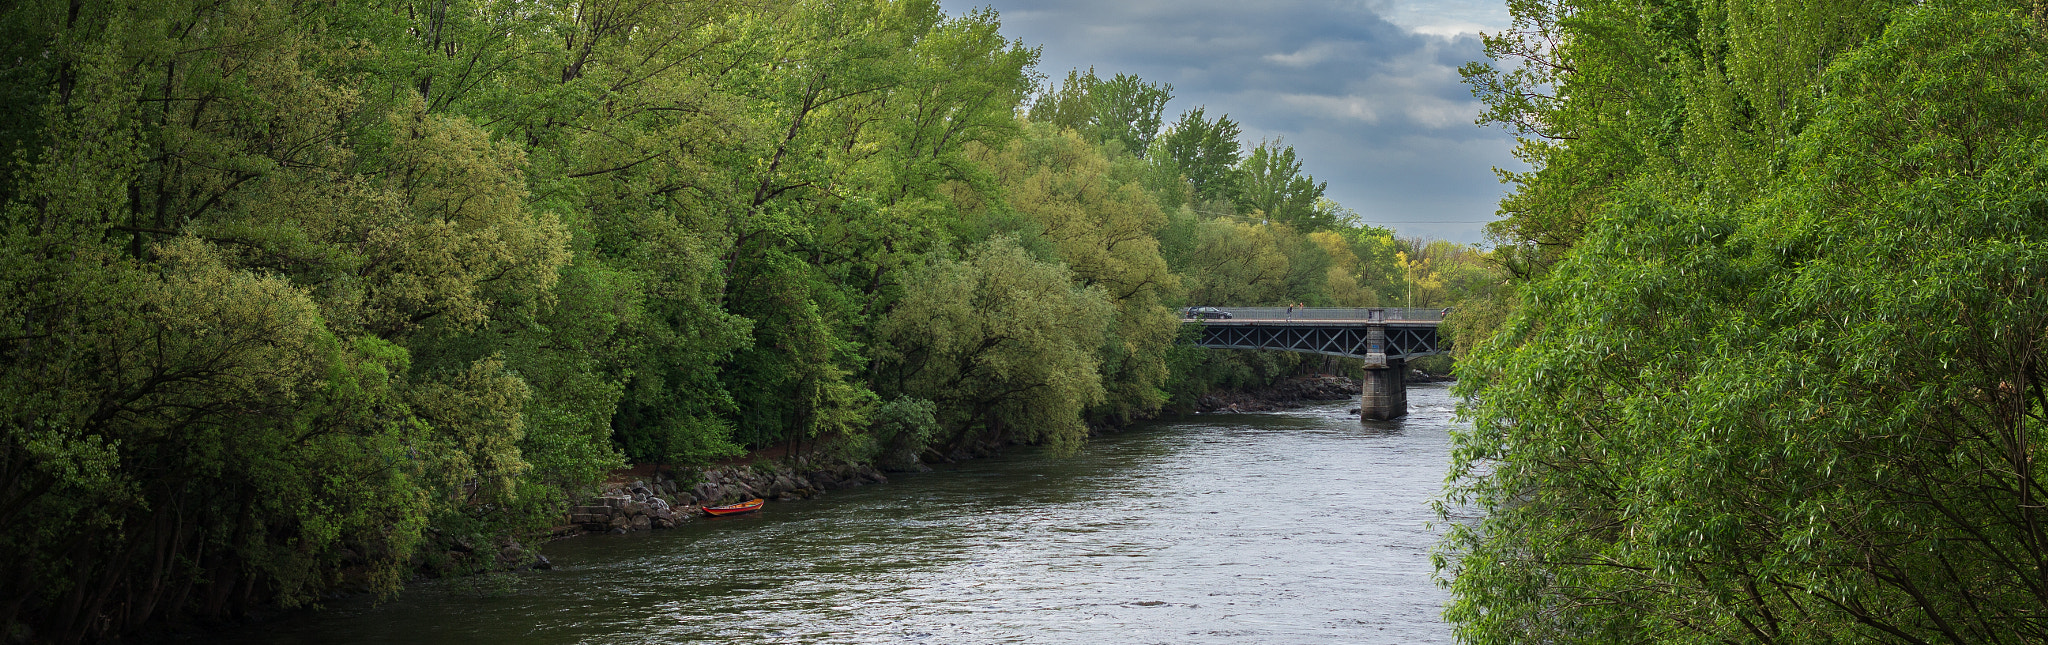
[221,383,1461,644]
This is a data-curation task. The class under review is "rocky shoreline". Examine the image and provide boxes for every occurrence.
[552,459,893,538]
[544,371,1456,541]
[349,373,1466,602]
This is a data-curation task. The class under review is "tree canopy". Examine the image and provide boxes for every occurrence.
[1446,0,2048,641]
[0,0,1483,639]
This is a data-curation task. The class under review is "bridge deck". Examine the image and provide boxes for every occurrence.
[1181,307,1447,360]
[1184,306,1445,323]
[1194,319,1442,326]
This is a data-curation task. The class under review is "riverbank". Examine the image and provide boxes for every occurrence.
[166,380,1443,643]
[417,369,1467,573]
[472,371,1461,553]
[199,385,1463,645]
[546,459,895,539]
[553,376,1374,540]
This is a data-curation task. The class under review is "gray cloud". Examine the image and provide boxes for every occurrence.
[939,0,1521,243]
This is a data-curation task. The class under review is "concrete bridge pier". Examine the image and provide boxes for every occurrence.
[1360,357,1407,421]
[1181,306,1444,421]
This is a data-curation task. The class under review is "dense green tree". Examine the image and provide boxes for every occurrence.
[1090,72,1175,157]
[1233,139,1330,230]
[1309,228,1392,307]
[0,1,568,638]
[1171,218,1292,306]
[874,237,1114,454]
[710,0,1035,456]
[1027,68,1173,157]
[1155,107,1244,205]
[958,125,1181,424]
[0,0,1384,639]
[1445,0,2048,642]
[1458,0,1706,279]
[1027,68,1099,139]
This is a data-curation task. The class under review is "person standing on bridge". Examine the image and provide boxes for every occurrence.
[1287,303,1295,321]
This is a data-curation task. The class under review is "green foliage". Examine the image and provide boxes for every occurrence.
[849,396,940,468]
[1090,73,1176,157]
[876,237,1114,454]
[1233,139,1330,230]
[1156,107,1245,204]
[0,0,1391,639]
[706,0,1035,461]
[1170,217,1288,305]
[1027,68,1174,157]
[1447,0,2048,641]
[960,125,1182,424]
[1029,68,1100,136]
[0,0,563,636]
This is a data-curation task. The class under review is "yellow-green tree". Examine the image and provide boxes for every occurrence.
[874,237,1114,454]
[1172,218,1293,305]
[959,125,1182,423]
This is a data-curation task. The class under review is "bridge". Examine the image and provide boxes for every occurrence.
[1183,307,1448,420]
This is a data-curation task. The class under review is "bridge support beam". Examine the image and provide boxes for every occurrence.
[1360,358,1407,421]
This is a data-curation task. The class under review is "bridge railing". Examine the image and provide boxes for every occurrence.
[1184,307,1447,322]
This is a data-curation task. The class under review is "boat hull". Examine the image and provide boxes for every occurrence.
[702,498,764,516]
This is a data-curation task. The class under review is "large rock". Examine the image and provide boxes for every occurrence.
[570,503,617,530]
[497,543,529,568]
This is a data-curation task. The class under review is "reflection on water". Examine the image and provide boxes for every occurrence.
[216,384,1462,644]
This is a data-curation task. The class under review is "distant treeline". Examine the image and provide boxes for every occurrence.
[0,0,1503,641]
[1447,0,2048,641]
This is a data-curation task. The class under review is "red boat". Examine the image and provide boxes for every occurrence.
[702,498,764,516]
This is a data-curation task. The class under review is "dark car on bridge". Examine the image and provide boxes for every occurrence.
[1185,306,1233,320]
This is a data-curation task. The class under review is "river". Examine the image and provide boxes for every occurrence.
[216,383,1462,644]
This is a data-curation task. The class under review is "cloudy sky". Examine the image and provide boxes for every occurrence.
[935,0,1520,243]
